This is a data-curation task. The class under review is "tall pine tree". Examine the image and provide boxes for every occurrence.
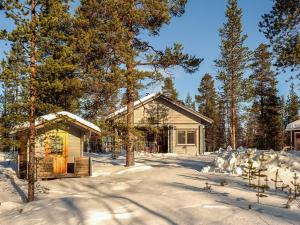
[75,0,202,166]
[196,73,221,151]
[215,0,250,149]
[250,43,283,150]
[259,0,300,71]
[1,0,75,202]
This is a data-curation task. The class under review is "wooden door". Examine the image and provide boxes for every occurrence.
[295,133,300,150]
[46,132,67,174]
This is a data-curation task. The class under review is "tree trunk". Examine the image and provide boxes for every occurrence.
[230,77,237,150]
[28,0,36,202]
[126,80,135,166]
[231,104,236,150]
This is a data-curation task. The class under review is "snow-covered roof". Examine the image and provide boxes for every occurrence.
[12,111,100,134]
[107,92,213,124]
[286,119,300,131]
[107,93,159,119]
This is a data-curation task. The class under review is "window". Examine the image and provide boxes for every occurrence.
[187,131,196,144]
[177,131,186,145]
[176,130,196,145]
[50,136,63,154]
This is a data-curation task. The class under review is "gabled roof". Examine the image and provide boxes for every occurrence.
[286,119,300,131]
[12,111,101,134]
[107,93,213,124]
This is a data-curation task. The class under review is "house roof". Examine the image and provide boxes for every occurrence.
[286,119,300,131]
[11,111,101,134]
[107,93,213,124]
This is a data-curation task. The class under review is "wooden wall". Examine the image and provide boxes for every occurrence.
[16,122,89,179]
[115,97,207,155]
[66,125,81,163]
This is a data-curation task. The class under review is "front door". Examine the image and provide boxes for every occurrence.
[294,132,300,150]
[46,131,67,174]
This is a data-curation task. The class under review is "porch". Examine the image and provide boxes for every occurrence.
[134,126,173,153]
[17,156,92,179]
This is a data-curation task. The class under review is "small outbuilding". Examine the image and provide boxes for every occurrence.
[11,111,101,179]
[286,120,300,150]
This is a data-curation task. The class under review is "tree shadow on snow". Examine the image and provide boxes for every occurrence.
[0,161,27,203]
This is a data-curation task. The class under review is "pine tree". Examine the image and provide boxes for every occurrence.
[161,77,178,100]
[250,44,283,150]
[196,73,220,151]
[215,0,250,150]
[1,0,75,202]
[259,0,300,71]
[285,83,300,126]
[253,154,270,204]
[241,151,256,187]
[35,1,82,116]
[216,95,228,148]
[0,45,28,151]
[75,0,202,166]
[185,92,195,110]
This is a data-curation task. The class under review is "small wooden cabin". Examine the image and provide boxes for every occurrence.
[107,93,213,155]
[286,120,300,150]
[11,111,101,179]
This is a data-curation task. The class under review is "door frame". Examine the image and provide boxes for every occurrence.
[45,130,68,174]
[294,132,300,150]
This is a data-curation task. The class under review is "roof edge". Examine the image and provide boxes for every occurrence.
[107,93,213,124]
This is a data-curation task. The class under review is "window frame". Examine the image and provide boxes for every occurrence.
[50,136,64,154]
[176,129,197,146]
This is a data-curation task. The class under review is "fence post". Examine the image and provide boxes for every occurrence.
[89,157,92,176]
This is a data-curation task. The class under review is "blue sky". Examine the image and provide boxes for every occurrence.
[141,0,292,100]
[0,0,293,101]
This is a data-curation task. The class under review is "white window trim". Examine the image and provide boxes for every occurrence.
[176,129,197,146]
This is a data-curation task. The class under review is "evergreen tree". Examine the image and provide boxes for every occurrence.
[216,96,228,149]
[215,0,250,150]
[73,2,123,120]
[250,44,283,150]
[196,73,220,151]
[259,0,300,71]
[1,0,75,202]
[285,82,300,126]
[0,45,28,151]
[253,154,270,204]
[185,92,195,110]
[75,0,202,166]
[161,77,178,100]
[36,1,82,115]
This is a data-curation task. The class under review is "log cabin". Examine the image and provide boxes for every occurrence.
[286,119,300,150]
[107,93,213,155]
[11,111,100,179]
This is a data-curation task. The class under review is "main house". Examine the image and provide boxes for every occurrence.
[11,111,100,179]
[107,93,213,155]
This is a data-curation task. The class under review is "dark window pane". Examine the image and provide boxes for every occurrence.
[187,131,196,144]
[50,136,63,154]
[177,131,186,144]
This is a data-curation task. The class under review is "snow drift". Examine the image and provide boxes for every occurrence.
[202,147,300,176]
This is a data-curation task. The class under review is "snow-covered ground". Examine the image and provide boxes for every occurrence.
[0,151,300,225]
